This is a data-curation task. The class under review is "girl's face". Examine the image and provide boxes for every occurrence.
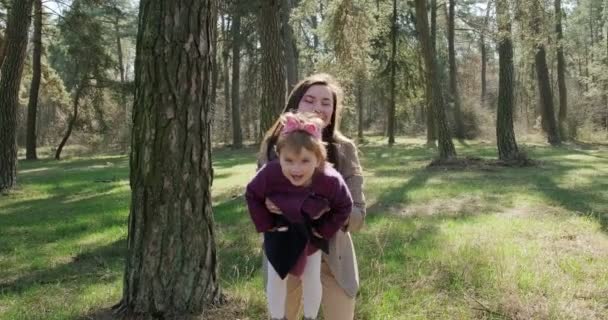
[297,85,334,128]
[279,147,320,187]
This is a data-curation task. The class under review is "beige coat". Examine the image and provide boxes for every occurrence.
[258,134,366,298]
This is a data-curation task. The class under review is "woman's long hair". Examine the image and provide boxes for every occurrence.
[260,73,344,169]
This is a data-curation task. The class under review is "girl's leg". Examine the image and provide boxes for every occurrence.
[300,251,322,319]
[266,258,287,319]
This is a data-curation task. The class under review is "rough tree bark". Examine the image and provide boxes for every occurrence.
[117,0,221,318]
[0,0,34,192]
[496,0,521,161]
[555,0,568,140]
[258,0,286,135]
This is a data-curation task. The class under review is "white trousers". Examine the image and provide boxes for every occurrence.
[266,250,322,319]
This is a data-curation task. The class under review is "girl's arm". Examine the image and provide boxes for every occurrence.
[245,166,275,233]
[314,177,352,239]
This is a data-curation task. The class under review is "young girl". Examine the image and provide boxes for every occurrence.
[246,112,353,320]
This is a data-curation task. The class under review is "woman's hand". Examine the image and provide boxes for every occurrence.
[265,198,282,215]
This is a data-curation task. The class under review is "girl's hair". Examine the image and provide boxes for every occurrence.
[261,73,344,169]
[276,112,327,168]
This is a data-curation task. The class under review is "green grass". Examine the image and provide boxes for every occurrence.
[1,138,607,319]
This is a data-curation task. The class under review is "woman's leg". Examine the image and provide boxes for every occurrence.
[266,259,287,319]
[300,251,322,319]
[320,260,356,320]
[284,275,303,320]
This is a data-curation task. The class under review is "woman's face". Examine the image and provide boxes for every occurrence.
[297,85,334,128]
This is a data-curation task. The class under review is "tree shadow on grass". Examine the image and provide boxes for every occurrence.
[0,238,125,296]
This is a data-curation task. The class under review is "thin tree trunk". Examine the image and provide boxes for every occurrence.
[0,31,6,70]
[117,0,220,317]
[357,74,364,141]
[448,0,465,139]
[258,0,286,135]
[282,0,299,91]
[0,0,34,192]
[231,10,243,148]
[26,0,42,160]
[496,0,520,161]
[480,0,492,108]
[555,0,568,140]
[222,16,231,145]
[422,49,436,145]
[415,0,457,160]
[388,0,397,145]
[55,81,85,160]
[113,8,129,134]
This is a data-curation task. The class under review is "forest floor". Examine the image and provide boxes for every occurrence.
[1,137,607,320]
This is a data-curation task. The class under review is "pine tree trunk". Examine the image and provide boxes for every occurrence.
[480,0,491,108]
[26,0,42,160]
[531,0,560,145]
[388,0,397,146]
[118,0,220,318]
[0,31,6,69]
[496,0,520,161]
[422,51,436,146]
[231,11,243,149]
[415,0,457,160]
[555,0,568,140]
[55,81,85,160]
[0,0,34,192]
[448,0,465,139]
[258,0,286,135]
[357,74,364,141]
[282,0,299,91]
[222,17,231,145]
[114,9,129,135]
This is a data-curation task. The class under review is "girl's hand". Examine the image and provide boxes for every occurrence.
[312,229,323,238]
[312,207,330,220]
[265,199,282,215]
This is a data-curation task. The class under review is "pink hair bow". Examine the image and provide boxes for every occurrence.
[281,113,322,139]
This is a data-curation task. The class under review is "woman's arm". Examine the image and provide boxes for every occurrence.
[339,141,366,232]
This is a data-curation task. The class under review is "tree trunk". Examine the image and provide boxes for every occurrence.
[114,8,129,133]
[26,0,42,160]
[496,0,520,161]
[357,74,364,141]
[231,10,243,148]
[0,31,6,71]
[55,81,86,160]
[258,0,287,135]
[532,0,560,146]
[282,0,299,91]
[555,0,568,140]
[0,0,34,193]
[388,0,397,145]
[448,0,465,139]
[118,0,221,317]
[480,0,492,108]
[222,16,231,145]
[415,0,457,160]
[422,49,436,146]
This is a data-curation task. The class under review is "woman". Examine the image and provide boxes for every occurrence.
[258,73,366,319]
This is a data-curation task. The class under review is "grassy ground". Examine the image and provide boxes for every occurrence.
[1,138,607,319]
